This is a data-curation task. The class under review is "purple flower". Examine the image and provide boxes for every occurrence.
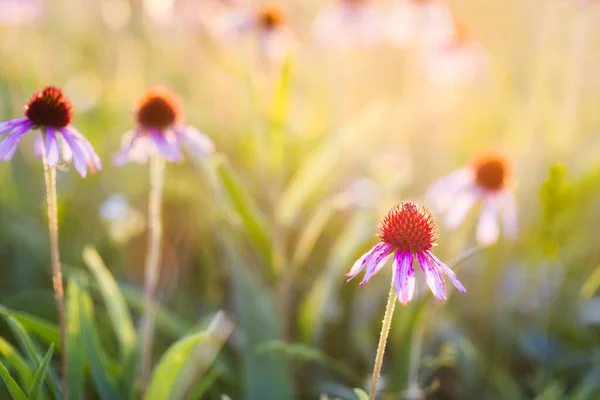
[0,86,101,178]
[113,86,214,165]
[346,201,466,304]
[426,150,517,247]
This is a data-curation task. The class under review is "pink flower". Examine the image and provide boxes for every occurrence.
[312,0,383,50]
[346,201,466,304]
[426,151,518,247]
[386,0,455,49]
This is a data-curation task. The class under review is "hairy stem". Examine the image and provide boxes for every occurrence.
[42,145,67,398]
[369,280,396,400]
[139,154,165,387]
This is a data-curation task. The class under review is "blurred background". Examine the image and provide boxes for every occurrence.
[1,0,600,399]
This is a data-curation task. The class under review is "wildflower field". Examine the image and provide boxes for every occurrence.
[0,0,599,399]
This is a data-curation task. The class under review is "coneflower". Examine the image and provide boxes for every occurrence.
[346,201,465,399]
[0,86,102,397]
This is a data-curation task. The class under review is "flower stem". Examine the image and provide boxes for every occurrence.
[139,154,165,388]
[41,147,67,398]
[369,280,396,400]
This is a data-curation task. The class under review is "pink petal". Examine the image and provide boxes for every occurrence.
[500,189,518,239]
[393,250,415,305]
[444,185,480,229]
[426,167,474,213]
[417,251,446,301]
[345,243,385,281]
[426,250,466,294]
[477,196,500,246]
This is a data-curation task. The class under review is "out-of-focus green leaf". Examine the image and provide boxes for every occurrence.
[215,158,272,265]
[276,104,386,225]
[539,164,570,258]
[66,279,85,400]
[0,306,60,350]
[26,344,54,400]
[353,388,369,400]
[0,338,34,389]
[267,57,293,175]
[145,331,208,400]
[0,359,27,400]
[77,278,120,400]
[0,312,63,400]
[224,238,293,400]
[83,247,136,363]
[581,264,600,299]
[186,367,223,400]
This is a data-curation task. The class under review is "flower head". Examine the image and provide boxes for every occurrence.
[114,86,214,165]
[426,150,517,246]
[346,201,466,304]
[0,86,101,177]
[256,3,286,31]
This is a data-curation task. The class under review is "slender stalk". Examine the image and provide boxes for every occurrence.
[139,154,166,387]
[41,143,67,398]
[369,280,396,400]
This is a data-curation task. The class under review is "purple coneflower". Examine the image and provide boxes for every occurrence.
[0,86,101,177]
[346,201,466,304]
[347,201,465,400]
[312,0,383,50]
[113,86,214,165]
[426,151,517,246]
[386,0,455,49]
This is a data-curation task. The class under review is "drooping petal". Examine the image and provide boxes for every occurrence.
[67,127,102,172]
[426,250,466,293]
[149,129,181,162]
[113,130,146,165]
[0,122,32,161]
[393,250,416,305]
[345,243,387,282]
[416,251,446,301]
[0,118,28,135]
[45,127,59,167]
[500,189,518,240]
[34,134,43,157]
[444,185,480,229]
[426,167,475,213]
[59,128,88,177]
[360,245,393,285]
[477,195,500,246]
[176,125,215,157]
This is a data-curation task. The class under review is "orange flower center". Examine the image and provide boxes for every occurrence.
[136,87,182,131]
[24,86,73,129]
[472,152,511,192]
[257,4,285,30]
[379,202,438,252]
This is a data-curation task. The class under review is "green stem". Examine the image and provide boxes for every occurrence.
[369,280,396,400]
[139,154,166,388]
[41,140,67,398]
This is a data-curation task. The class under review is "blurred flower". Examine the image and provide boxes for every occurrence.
[0,86,101,177]
[346,201,466,304]
[0,0,43,25]
[386,0,455,49]
[208,2,294,66]
[100,193,146,243]
[426,150,517,247]
[114,86,214,165]
[419,18,490,85]
[312,0,383,50]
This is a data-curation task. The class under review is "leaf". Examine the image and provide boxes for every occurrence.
[0,306,60,350]
[267,57,293,175]
[144,331,208,400]
[215,158,272,264]
[77,278,120,400]
[83,246,136,363]
[581,264,600,299]
[0,337,34,389]
[27,344,54,400]
[1,312,63,400]
[66,278,85,400]
[353,388,369,400]
[0,359,27,400]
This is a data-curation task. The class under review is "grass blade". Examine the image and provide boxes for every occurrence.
[0,311,63,400]
[82,246,136,363]
[0,337,34,389]
[0,359,27,400]
[77,278,120,400]
[26,344,54,400]
[144,331,208,400]
[0,306,60,350]
[66,279,85,400]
